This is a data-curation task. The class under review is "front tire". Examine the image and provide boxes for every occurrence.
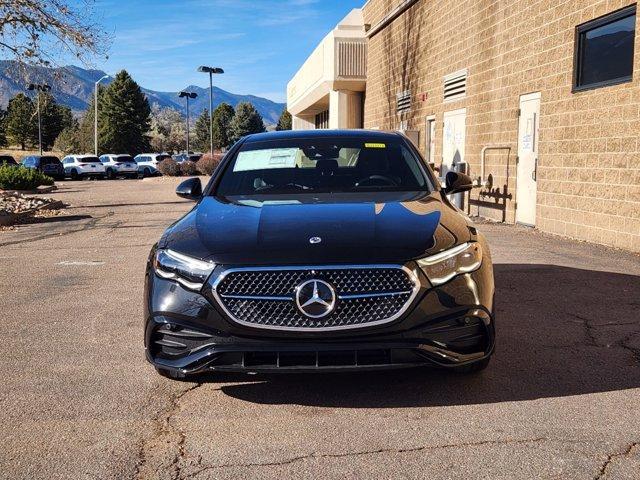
[70,169,79,180]
[143,167,151,178]
[107,168,116,180]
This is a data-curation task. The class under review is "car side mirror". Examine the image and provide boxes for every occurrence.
[444,171,474,195]
[176,177,202,201]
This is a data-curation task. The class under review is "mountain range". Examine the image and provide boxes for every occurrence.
[0,61,286,125]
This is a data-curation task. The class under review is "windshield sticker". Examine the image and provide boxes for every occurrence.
[364,143,386,149]
[234,148,299,171]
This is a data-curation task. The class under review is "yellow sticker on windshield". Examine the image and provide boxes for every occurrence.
[364,143,386,149]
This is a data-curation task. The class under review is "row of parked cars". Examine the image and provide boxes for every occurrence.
[0,153,203,180]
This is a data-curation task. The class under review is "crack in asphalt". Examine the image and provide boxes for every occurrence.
[184,437,548,477]
[595,442,639,479]
[133,382,206,480]
[0,211,114,247]
[567,313,640,364]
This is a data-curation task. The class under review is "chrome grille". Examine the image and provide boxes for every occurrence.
[213,266,419,331]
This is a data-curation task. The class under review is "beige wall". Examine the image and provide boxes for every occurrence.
[363,0,640,252]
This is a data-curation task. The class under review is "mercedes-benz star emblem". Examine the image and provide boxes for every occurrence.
[295,279,336,318]
[309,236,322,244]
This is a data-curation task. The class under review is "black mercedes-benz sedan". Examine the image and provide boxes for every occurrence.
[144,130,495,379]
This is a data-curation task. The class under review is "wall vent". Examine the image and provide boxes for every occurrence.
[396,91,411,113]
[336,40,367,78]
[444,69,467,102]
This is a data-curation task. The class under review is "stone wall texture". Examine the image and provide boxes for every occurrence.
[363,0,640,252]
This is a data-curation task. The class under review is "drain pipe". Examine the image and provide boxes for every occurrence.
[478,146,511,187]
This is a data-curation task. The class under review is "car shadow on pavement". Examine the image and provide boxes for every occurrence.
[18,214,93,225]
[212,264,640,407]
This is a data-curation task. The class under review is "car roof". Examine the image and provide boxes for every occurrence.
[243,129,404,143]
[74,154,99,159]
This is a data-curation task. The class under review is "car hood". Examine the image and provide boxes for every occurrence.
[160,193,472,265]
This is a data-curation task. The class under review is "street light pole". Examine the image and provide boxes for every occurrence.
[27,83,51,155]
[197,66,224,155]
[186,95,190,153]
[95,75,109,156]
[178,91,198,154]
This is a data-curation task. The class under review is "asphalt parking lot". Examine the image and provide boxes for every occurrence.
[1,178,639,480]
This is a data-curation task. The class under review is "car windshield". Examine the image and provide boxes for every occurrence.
[40,156,61,165]
[115,156,134,162]
[157,155,171,161]
[79,157,101,163]
[215,137,430,196]
[0,156,17,165]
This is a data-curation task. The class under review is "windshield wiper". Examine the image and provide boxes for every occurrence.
[255,183,311,192]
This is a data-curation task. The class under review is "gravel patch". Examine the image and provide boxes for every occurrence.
[0,192,58,215]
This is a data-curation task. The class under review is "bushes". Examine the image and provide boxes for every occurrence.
[196,153,223,175]
[157,158,181,176]
[157,154,224,177]
[157,158,202,177]
[180,160,198,176]
[0,165,54,191]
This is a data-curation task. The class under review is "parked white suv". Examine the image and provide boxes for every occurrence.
[134,153,171,177]
[99,154,138,179]
[61,155,106,180]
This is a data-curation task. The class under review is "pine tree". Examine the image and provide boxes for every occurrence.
[58,105,76,131]
[99,70,151,154]
[0,107,7,147]
[5,94,35,150]
[212,103,235,150]
[53,126,81,155]
[193,109,211,152]
[30,93,71,150]
[229,102,265,145]
[276,108,292,131]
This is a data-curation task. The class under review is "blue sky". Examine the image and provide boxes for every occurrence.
[88,0,363,102]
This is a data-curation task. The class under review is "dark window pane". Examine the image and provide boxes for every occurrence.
[576,8,636,89]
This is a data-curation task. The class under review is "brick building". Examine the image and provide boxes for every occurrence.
[288,1,640,252]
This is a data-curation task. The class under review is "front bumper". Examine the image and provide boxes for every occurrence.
[143,258,495,377]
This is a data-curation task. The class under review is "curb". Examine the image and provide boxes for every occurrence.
[0,185,58,195]
[0,200,65,226]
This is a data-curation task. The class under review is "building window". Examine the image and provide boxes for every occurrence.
[574,5,636,91]
[315,110,329,129]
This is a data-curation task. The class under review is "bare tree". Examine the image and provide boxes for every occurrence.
[0,0,109,69]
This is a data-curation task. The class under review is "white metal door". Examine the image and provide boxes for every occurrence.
[442,109,466,178]
[516,93,540,226]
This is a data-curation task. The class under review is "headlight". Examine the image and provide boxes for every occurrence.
[417,242,482,286]
[153,249,215,290]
